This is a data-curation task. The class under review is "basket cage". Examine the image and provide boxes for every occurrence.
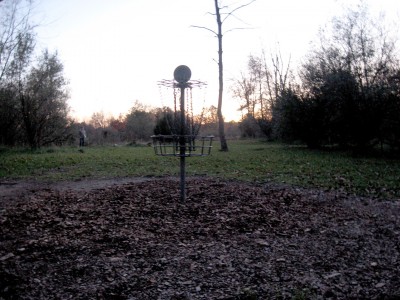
[151,135,214,157]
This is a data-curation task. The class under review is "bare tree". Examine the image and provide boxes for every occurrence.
[192,0,256,151]
[125,101,155,142]
[231,71,256,117]
[90,111,108,129]
[232,50,292,122]
[0,0,37,146]
[0,0,35,83]
[0,1,74,148]
[20,50,71,148]
[289,2,400,150]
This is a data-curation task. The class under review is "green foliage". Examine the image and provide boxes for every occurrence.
[21,50,71,148]
[0,87,21,145]
[239,114,262,138]
[125,102,156,141]
[0,140,399,199]
[0,2,71,148]
[272,90,306,144]
[235,3,400,153]
[153,110,175,135]
[0,0,36,146]
[294,4,400,152]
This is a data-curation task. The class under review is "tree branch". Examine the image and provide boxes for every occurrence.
[190,25,218,36]
[223,26,254,35]
[222,0,257,23]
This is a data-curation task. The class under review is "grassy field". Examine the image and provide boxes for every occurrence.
[0,140,399,198]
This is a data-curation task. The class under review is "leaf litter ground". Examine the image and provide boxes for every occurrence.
[0,177,399,299]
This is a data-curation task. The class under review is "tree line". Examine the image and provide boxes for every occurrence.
[0,0,71,148]
[0,0,242,149]
[232,3,400,153]
[1,1,399,153]
[79,102,240,146]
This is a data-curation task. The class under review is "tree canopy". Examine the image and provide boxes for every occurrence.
[233,2,400,152]
[0,0,72,148]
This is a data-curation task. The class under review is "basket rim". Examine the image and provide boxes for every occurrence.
[151,134,214,138]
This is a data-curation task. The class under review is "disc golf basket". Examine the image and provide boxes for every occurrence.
[151,134,213,157]
[151,65,214,201]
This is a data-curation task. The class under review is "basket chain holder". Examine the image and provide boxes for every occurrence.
[152,65,214,201]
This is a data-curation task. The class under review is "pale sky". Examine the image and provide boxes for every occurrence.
[32,0,400,122]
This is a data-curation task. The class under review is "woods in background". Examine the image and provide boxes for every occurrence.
[1,1,399,153]
[0,0,71,148]
[233,3,400,153]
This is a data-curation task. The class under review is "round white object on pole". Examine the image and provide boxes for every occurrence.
[173,65,191,83]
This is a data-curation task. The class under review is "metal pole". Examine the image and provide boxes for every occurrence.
[179,85,186,201]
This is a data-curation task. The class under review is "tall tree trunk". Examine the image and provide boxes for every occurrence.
[215,0,228,151]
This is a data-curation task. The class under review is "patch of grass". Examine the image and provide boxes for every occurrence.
[184,140,399,197]
[0,146,165,180]
[0,140,399,198]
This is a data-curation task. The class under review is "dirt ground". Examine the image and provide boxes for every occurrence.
[0,177,399,299]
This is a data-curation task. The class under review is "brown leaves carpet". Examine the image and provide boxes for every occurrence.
[0,178,399,299]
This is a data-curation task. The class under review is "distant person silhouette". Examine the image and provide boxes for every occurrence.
[79,126,87,147]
